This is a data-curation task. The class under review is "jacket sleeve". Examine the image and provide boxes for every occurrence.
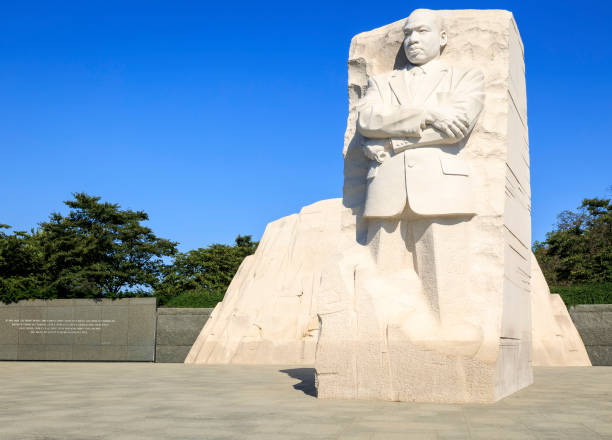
[450,67,485,133]
[356,77,427,139]
[389,67,485,150]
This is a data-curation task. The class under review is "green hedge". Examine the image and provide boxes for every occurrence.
[551,283,612,307]
[159,289,224,308]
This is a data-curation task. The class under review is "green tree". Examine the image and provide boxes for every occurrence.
[37,193,178,298]
[533,197,611,285]
[0,193,178,303]
[0,225,45,302]
[156,235,258,307]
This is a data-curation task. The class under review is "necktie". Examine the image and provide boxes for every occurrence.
[409,67,423,98]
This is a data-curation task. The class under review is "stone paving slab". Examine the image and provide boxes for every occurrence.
[0,363,610,439]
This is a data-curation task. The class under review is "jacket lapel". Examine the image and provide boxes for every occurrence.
[388,64,451,105]
[414,66,449,104]
[389,71,410,105]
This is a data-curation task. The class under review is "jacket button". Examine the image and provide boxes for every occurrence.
[406,160,416,168]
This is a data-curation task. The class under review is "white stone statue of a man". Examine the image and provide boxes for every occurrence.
[356,9,485,340]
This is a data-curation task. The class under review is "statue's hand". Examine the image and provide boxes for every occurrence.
[363,143,389,163]
[425,108,470,139]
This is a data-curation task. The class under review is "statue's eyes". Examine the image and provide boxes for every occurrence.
[404,27,429,35]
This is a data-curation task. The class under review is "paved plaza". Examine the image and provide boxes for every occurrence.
[0,362,611,439]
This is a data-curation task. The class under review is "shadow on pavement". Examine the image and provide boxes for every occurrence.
[279,368,317,397]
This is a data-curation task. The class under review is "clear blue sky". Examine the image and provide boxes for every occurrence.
[1,1,610,252]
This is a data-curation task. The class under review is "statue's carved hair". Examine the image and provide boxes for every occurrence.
[405,9,447,49]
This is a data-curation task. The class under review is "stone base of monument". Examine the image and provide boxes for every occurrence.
[314,252,533,403]
[316,339,531,403]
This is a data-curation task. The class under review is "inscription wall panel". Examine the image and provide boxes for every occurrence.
[0,298,156,361]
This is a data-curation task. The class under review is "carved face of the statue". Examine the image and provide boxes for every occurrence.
[403,10,447,66]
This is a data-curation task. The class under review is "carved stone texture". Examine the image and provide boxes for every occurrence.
[186,199,360,365]
[315,9,532,403]
[531,254,591,366]
[184,199,589,373]
[186,9,588,403]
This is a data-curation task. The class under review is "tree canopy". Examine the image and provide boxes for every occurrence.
[155,235,258,306]
[0,193,177,302]
[0,224,45,302]
[1,193,258,306]
[533,197,611,285]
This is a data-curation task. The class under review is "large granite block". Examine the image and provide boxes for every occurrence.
[73,307,102,345]
[128,345,155,361]
[569,305,612,346]
[18,344,45,360]
[0,298,156,361]
[46,344,73,361]
[78,344,128,361]
[18,307,48,345]
[46,307,75,345]
[0,344,18,360]
[155,308,212,363]
[101,306,129,345]
[128,304,156,347]
[156,346,191,363]
[0,308,19,344]
[157,312,211,346]
[569,305,612,366]
[582,346,612,366]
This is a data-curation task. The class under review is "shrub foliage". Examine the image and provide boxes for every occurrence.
[533,197,611,305]
[155,235,258,306]
[533,197,611,284]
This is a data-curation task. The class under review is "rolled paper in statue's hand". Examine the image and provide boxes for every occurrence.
[375,150,389,164]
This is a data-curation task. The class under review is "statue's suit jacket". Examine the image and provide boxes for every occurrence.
[357,60,485,218]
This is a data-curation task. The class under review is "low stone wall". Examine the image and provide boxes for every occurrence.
[0,298,156,361]
[155,308,212,363]
[569,305,612,366]
[1,300,608,365]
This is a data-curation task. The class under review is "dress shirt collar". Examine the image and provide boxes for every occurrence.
[406,58,444,75]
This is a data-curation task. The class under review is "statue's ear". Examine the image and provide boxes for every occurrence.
[440,30,448,49]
